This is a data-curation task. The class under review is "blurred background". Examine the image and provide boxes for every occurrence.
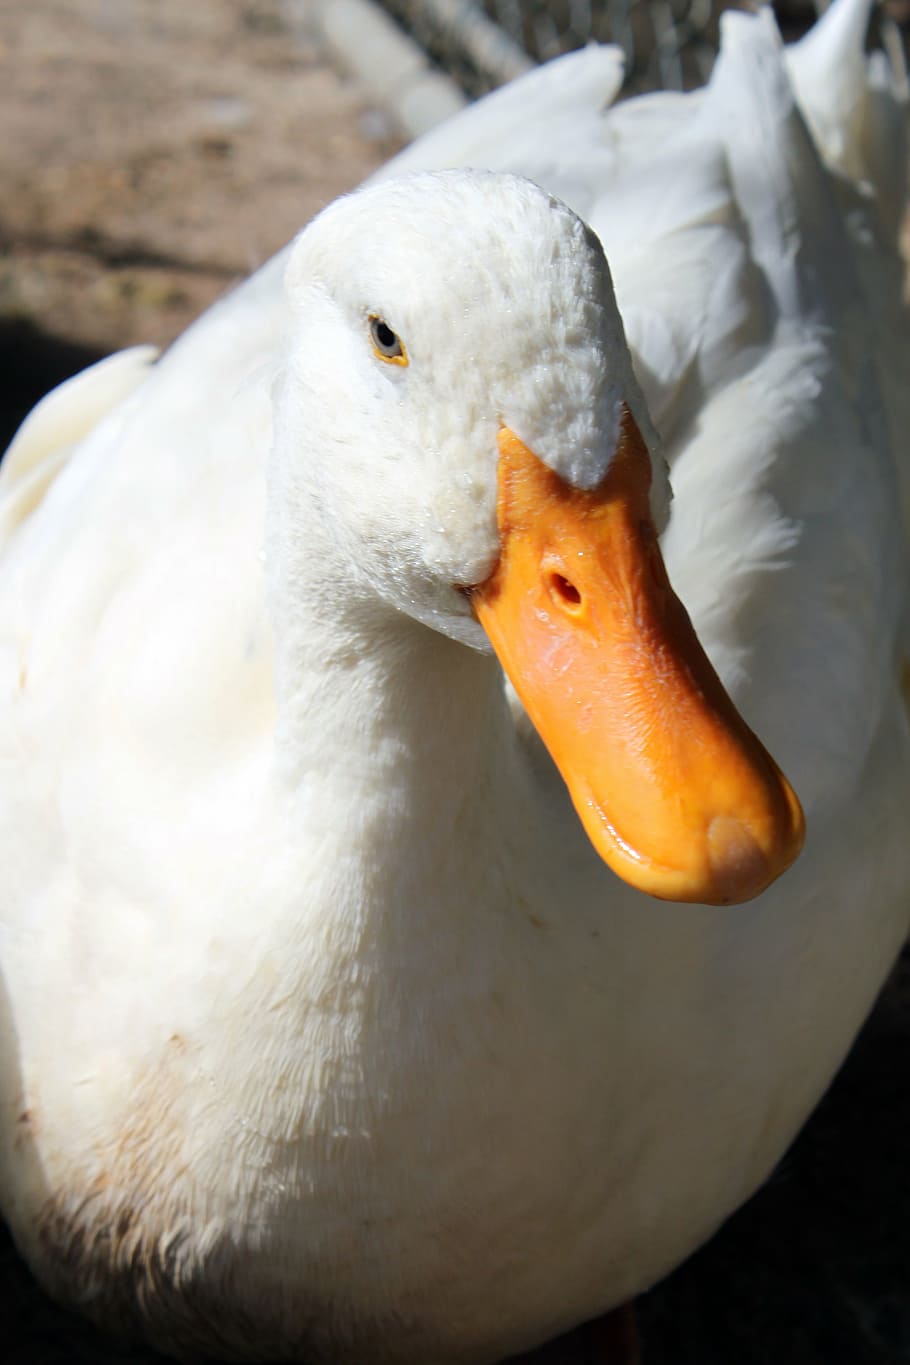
[2,1,909,1362]
[381,0,906,94]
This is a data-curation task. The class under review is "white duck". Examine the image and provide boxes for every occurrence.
[0,1,908,1361]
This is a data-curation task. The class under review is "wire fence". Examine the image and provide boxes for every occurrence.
[377,0,907,96]
[486,0,721,90]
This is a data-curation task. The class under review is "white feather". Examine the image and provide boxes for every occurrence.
[0,5,907,1363]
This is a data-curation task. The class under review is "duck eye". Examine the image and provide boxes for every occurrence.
[369,316,407,366]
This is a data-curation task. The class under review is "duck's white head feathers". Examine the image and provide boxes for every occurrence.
[275,171,663,645]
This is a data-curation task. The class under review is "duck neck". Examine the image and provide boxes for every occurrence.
[264,460,511,851]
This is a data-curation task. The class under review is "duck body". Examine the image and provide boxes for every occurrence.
[1,2,909,1361]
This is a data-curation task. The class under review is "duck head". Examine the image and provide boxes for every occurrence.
[278,171,804,905]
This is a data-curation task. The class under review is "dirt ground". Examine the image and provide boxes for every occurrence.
[1,2,909,1364]
[0,0,400,448]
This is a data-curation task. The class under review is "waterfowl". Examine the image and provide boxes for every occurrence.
[0,0,908,1361]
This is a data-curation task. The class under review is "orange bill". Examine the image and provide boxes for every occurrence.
[470,411,805,905]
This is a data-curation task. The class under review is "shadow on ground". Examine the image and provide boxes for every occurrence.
[0,318,107,453]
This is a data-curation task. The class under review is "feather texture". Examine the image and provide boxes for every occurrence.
[0,1,907,1361]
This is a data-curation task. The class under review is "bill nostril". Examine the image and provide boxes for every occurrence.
[547,572,582,611]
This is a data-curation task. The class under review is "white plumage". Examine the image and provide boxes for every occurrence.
[0,1,907,1361]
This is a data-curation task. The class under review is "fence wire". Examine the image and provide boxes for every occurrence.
[481,0,725,92]
[377,0,906,97]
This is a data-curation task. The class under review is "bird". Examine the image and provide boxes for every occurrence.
[0,0,907,1361]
